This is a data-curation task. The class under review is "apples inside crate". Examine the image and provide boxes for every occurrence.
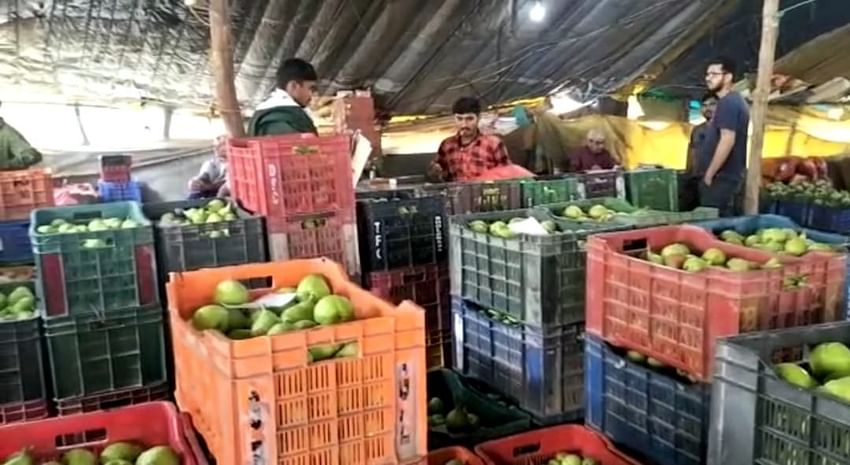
[586,225,846,381]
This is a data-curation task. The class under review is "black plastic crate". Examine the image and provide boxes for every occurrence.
[142,199,267,280]
[809,204,850,234]
[43,303,167,399]
[710,321,850,465]
[0,281,46,415]
[357,195,446,273]
[426,368,533,449]
[452,296,584,424]
[578,170,625,199]
[449,209,589,328]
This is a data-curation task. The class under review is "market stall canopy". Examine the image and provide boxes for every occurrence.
[0,0,738,115]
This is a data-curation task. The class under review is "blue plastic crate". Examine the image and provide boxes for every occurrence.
[690,214,850,319]
[774,200,810,226]
[98,180,142,203]
[0,220,32,264]
[452,296,583,425]
[585,335,710,465]
[809,204,850,234]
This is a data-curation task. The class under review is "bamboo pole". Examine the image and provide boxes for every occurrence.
[209,0,244,137]
[745,0,780,214]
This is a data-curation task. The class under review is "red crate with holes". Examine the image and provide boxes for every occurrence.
[266,214,360,279]
[366,263,450,334]
[0,401,208,465]
[586,225,846,381]
[227,134,355,221]
[0,169,54,221]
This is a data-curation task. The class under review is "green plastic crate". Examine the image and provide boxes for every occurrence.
[520,176,581,207]
[626,168,679,211]
[29,201,158,317]
[43,303,167,400]
[538,197,718,228]
[427,368,532,448]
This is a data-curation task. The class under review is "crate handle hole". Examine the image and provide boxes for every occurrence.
[240,276,273,290]
[511,442,541,457]
[55,427,107,448]
[622,238,648,253]
[301,218,327,230]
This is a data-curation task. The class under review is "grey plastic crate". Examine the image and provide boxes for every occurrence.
[710,321,850,465]
[449,208,586,327]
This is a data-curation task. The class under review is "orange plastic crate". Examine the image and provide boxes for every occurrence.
[167,259,427,465]
[475,425,640,465]
[0,168,53,221]
[586,225,846,381]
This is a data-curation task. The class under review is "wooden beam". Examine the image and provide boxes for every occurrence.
[209,0,245,137]
[745,0,780,214]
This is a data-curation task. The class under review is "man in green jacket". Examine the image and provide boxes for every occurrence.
[0,114,42,170]
[247,58,319,136]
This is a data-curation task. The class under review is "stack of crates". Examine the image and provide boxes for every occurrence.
[29,201,168,415]
[449,207,630,424]
[166,259,427,465]
[583,224,846,465]
[228,134,360,278]
[356,189,449,368]
[98,155,142,203]
[0,168,53,424]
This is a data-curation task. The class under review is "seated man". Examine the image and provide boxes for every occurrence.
[0,107,43,170]
[188,136,228,199]
[569,128,618,172]
[429,97,511,182]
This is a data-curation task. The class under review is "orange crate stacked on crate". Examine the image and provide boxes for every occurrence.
[0,168,53,221]
[167,259,427,465]
[227,135,359,277]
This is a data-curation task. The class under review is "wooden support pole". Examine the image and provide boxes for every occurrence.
[745,0,780,214]
[209,0,245,138]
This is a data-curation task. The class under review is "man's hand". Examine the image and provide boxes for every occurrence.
[703,172,714,187]
[188,178,205,192]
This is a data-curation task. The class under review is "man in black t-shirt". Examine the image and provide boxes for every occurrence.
[681,94,717,211]
[699,57,750,217]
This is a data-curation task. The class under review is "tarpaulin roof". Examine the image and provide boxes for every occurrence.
[1,0,849,116]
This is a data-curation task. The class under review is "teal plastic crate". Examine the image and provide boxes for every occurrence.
[538,197,718,228]
[427,368,532,449]
[44,303,167,400]
[520,176,582,207]
[29,202,158,317]
[625,168,679,211]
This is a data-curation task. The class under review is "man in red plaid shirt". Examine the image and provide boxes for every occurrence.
[429,97,510,182]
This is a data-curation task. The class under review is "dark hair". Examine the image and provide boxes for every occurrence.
[709,56,737,77]
[277,58,317,88]
[701,92,717,103]
[452,97,481,115]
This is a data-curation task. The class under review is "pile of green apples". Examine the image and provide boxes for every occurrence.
[763,179,850,207]
[717,228,837,256]
[0,286,35,321]
[544,452,600,465]
[35,217,142,249]
[644,243,782,273]
[2,442,179,465]
[158,199,238,239]
[467,217,558,238]
[427,398,480,434]
[190,274,358,363]
[775,341,850,404]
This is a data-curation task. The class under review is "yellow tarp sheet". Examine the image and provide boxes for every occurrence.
[536,110,850,170]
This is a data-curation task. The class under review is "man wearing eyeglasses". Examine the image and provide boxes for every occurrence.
[569,128,618,172]
[699,56,749,216]
[429,97,510,182]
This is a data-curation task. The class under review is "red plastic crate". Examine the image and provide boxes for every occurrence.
[0,168,54,221]
[428,447,484,465]
[0,401,207,465]
[267,213,360,278]
[367,263,450,334]
[227,134,355,220]
[475,424,641,465]
[586,225,846,381]
[0,398,49,425]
